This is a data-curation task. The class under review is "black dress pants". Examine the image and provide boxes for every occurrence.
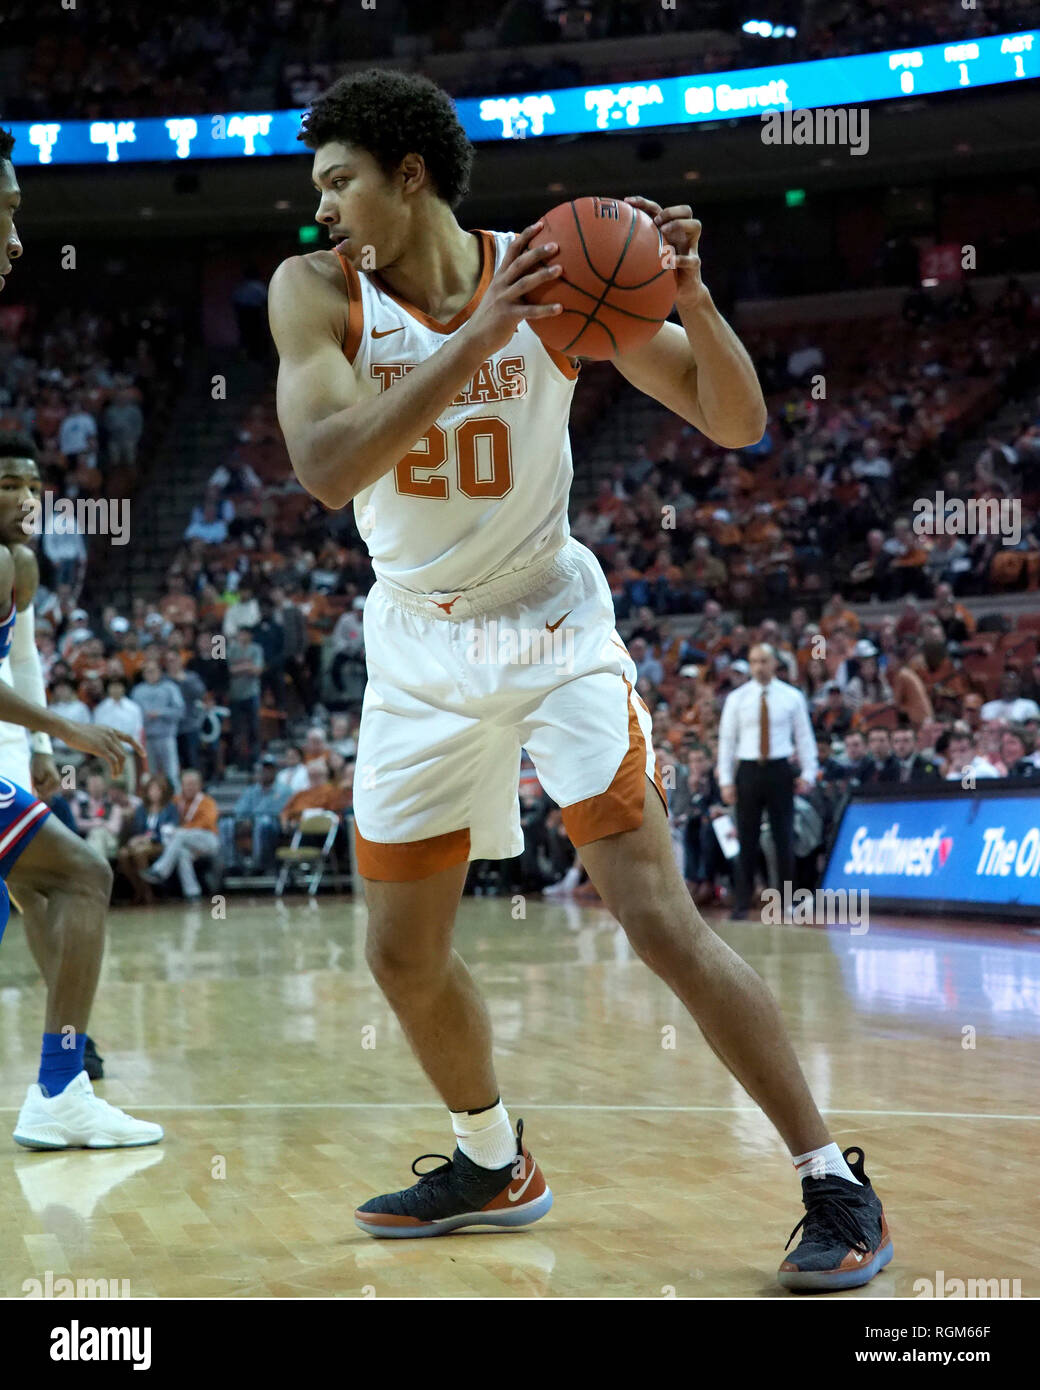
[735,758,795,911]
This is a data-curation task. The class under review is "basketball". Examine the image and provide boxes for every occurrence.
[524,196,678,360]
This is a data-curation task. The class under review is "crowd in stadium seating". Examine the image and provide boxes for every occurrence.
[576,286,1040,620]
[0,297,183,607]
[5,0,1039,120]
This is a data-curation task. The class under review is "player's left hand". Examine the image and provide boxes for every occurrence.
[624,196,707,309]
[30,753,61,800]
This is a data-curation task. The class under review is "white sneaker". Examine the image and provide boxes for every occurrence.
[543,865,581,897]
[13,1072,164,1150]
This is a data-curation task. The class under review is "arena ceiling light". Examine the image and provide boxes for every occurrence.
[741,20,798,38]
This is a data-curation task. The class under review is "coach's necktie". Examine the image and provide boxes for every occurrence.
[759,689,770,762]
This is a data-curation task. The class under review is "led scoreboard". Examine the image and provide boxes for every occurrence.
[5,30,1037,165]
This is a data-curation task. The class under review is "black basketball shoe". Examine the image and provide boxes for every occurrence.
[354,1119,552,1238]
[83,1036,104,1081]
[778,1147,893,1291]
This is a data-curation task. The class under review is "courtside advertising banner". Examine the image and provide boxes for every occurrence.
[822,784,1040,917]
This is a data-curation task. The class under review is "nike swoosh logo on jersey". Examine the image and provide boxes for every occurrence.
[507,1160,537,1202]
[546,610,572,633]
[371,327,404,338]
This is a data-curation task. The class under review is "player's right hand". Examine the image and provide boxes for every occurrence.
[463,220,563,355]
[59,722,146,778]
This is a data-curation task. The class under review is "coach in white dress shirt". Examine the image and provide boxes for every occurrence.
[717,644,818,918]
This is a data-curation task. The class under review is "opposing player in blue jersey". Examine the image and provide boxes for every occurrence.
[0,125,162,1148]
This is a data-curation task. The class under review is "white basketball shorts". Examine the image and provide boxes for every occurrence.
[353,538,665,881]
[0,728,32,793]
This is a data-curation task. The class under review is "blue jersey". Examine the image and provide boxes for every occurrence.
[0,598,16,664]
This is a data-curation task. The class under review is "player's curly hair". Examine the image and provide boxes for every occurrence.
[0,432,37,462]
[0,127,15,168]
[299,69,473,208]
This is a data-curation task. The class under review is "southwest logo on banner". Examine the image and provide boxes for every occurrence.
[842,824,952,877]
[823,793,1040,910]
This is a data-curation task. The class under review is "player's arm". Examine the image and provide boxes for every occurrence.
[613,197,767,450]
[0,677,143,778]
[6,547,52,756]
[269,227,563,510]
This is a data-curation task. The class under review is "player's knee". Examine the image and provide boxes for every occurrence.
[620,896,703,975]
[67,841,114,904]
[365,931,447,995]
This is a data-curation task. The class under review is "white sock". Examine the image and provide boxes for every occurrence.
[451,1100,515,1170]
[792,1142,861,1185]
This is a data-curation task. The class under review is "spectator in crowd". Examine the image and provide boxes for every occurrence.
[814,681,852,737]
[72,768,128,861]
[41,502,88,592]
[131,656,185,789]
[826,729,870,786]
[861,726,900,784]
[329,711,358,759]
[329,597,365,697]
[223,580,262,641]
[271,584,311,710]
[980,670,1040,724]
[102,382,144,467]
[274,744,310,796]
[630,636,663,687]
[184,500,229,544]
[890,724,941,783]
[93,672,145,768]
[681,746,727,906]
[219,755,290,873]
[58,393,98,475]
[159,573,197,628]
[253,593,287,711]
[937,728,1001,782]
[162,647,207,772]
[227,625,265,770]
[143,768,221,902]
[1001,726,1040,777]
[279,759,350,829]
[209,458,262,497]
[47,675,92,764]
[115,773,179,905]
[844,644,894,711]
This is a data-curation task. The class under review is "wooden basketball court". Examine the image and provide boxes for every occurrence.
[1,896,1036,1298]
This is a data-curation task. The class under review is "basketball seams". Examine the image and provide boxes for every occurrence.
[551,199,673,354]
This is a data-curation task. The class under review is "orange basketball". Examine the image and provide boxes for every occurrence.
[524,196,678,360]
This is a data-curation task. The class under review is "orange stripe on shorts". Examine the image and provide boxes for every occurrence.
[355,826,471,882]
[561,678,667,847]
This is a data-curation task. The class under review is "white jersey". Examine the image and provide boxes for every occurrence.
[0,605,34,786]
[341,229,580,596]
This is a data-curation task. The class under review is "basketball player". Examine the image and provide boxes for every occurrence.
[269,73,891,1291]
[0,127,162,1148]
